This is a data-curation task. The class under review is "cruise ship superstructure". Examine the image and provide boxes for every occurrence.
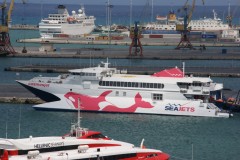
[39,5,95,38]
[144,10,229,32]
[16,60,230,118]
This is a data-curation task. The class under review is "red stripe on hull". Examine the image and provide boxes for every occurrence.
[121,152,170,160]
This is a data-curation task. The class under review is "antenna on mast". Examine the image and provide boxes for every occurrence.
[18,105,22,138]
[182,62,185,77]
[77,98,81,128]
[76,98,82,138]
[5,110,8,139]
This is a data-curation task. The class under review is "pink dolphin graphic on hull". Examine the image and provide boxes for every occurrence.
[64,91,154,113]
[64,91,112,111]
[102,93,154,113]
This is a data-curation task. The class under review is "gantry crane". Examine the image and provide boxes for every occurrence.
[175,0,205,50]
[129,21,143,56]
[0,0,15,55]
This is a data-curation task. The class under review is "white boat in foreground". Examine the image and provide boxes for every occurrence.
[16,60,231,118]
[0,102,169,160]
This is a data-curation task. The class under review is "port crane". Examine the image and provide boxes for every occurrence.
[129,0,151,57]
[0,0,16,55]
[175,0,205,50]
[129,21,143,56]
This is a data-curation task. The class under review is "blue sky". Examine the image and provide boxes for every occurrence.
[15,0,238,6]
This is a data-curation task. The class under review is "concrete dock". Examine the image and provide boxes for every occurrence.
[0,84,44,104]
[9,46,240,60]
[17,37,240,47]
[4,64,240,77]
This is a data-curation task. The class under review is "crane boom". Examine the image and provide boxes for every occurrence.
[7,0,14,26]
[175,0,205,50]
[188,0,205,25]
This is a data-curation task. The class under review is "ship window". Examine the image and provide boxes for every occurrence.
[116,91,119,96]
[113,81,116,86]
[99,81,102,86]
[106,81,109,86]
[152,93,163,100]
[132,82,137,87]
[142,83,147,88]
[121,82,125,87]
[128,82,131,87]
[193,82,202,86]
[117,81,120,86]
[87,133,106,139]
[123,92,126,96]
[154,83,158,88]
[124,82,128,87]
[149,83,154,88]
[109,81,113,86]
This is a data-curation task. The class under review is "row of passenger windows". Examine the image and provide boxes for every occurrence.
[114,91,163,101]
[99,81,164,89]
[49,15,66,18]
[71,72,96,76]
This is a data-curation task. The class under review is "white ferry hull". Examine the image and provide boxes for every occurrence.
[17,80,229,118]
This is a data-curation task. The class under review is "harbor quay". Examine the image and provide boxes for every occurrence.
[9,45,240,60]
[17,36,240,48]
[0,84,44,104]
[4,64,240,78]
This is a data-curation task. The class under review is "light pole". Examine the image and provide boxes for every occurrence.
[130,0,132,28]
[151,0,154,34]
[22,0,27,53]
[106,1,108,26]
[107,0,110,43]
[107,1,113,45]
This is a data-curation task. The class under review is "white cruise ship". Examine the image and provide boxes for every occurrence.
[144,10,229,33]
[39,5,95,38]
[16,60,230,118]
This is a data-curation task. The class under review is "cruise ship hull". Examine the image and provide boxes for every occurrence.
[39,23,95,38]
[16,80,229,118]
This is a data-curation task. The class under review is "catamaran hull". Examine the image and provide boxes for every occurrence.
[32,95,229,118]
[16,80,228,118]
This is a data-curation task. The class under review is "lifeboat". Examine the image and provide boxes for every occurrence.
[67,17,76,23]
[156,16,167,21]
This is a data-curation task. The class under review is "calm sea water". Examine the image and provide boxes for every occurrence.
[1,3,240,160]
[0,104,240,160]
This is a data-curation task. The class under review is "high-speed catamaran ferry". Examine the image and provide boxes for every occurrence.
[0,104,169,160]
[16,60,231,118]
